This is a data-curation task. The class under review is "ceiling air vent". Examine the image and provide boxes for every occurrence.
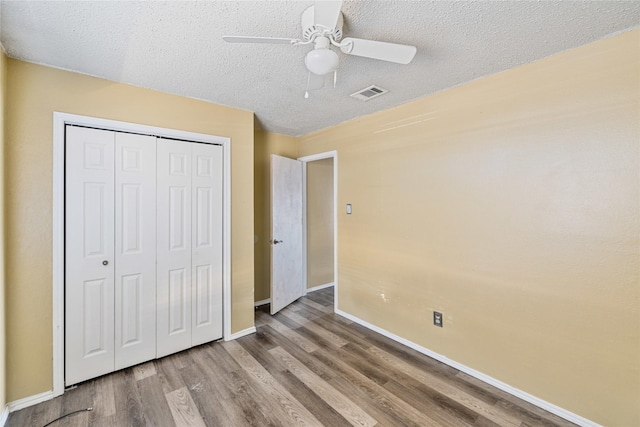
[350,85,388,101]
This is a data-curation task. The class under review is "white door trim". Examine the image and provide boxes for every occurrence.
[52,112,232,396]
[297,151,338,312]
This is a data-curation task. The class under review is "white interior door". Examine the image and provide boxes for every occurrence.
[157,139,193,357]
[191,143,224,345]
[270,155,304,314]
[65,126,116,385]
[114,132,157,370]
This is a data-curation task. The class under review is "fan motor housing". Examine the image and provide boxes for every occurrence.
[301,6,343,42]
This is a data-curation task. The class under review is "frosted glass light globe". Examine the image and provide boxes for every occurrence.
[305,48,339,75]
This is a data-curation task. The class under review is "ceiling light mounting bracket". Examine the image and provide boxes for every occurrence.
[301,6,344,43]
[329,37,351,50]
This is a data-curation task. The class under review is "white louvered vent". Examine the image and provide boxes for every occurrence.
[350,85,388,101]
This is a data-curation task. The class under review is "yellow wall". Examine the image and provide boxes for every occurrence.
[0,47,7,413]
[254,130,297,302]
[5,60,255,401]
[298,30,640,426]
[306,158,334,288]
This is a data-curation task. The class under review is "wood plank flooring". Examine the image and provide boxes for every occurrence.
[7,287,576,427]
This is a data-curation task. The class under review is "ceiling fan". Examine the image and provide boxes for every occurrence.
[223,1,417,98]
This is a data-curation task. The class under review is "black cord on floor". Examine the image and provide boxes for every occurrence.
[42,407,92,427]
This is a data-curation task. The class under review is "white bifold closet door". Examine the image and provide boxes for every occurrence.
[114,132,157,370]
[65,127,223,386]
[65,126,157,385]
[156,139,223,357]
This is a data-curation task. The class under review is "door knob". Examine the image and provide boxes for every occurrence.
[271,240,282,245]
[102,260,109,266]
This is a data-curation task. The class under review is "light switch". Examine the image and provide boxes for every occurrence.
[434,311,443,327]
[346,204,352,215]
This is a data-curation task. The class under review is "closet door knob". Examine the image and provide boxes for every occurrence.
[102,260,109,266]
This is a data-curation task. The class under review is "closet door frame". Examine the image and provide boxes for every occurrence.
[52,112,232,397]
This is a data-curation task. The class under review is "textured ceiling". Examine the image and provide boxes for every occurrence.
[1,1,639,136]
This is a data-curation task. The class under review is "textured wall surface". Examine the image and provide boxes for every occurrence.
[5,60,255,402]
[307,158,334,288]
[254,130,298,302]
[298,30,639,426]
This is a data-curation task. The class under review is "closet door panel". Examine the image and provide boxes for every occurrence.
[157,139,192,357]
[65,126,116,386]
[191,143,224,345]
[114,133,157,370]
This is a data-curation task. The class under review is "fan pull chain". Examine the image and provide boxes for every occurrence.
[305,71,312,98]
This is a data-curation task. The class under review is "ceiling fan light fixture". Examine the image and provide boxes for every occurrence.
[305,48,339,75]
[222,1,419,96]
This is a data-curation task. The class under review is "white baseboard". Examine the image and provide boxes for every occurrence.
[335,308,600,427]
[0,405,9,427]
[254,298,270,307]
[225,326,257,341]
[306,282,335,293]
[7,390,55,413]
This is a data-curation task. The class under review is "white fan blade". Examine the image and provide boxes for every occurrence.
[222,36,297,44]
[307,71,325,91]
[340,37,417,64]
[314,1,343,29]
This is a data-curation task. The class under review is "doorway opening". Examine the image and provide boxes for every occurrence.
[257,151,337,319]
[301,152,336,308]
